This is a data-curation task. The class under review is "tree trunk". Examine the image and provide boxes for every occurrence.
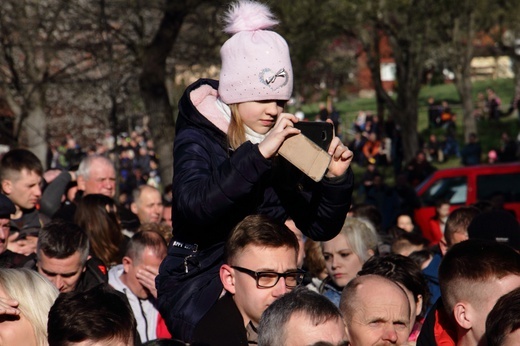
[512,55,520,110]
[394,91,420,163]
[454,70,476,143]
[399,110,419,163]
[138,1,188,187]
[24,91,48,168]
[139,75,175,188]
[450,11,477,144]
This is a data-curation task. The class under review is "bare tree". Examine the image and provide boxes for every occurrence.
[336,0,442,163]
[0,1,79,164]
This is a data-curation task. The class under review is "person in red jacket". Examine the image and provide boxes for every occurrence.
[362,133,382,165]
[417,240,520,346]
[424,199,450,245]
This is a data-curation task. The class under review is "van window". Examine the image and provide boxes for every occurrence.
[420,176,467,206]
[477,173,520,203]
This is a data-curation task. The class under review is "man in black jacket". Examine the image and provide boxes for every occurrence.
[32,219,107,292]
[0,193,32,268]
[191,214,303,346]
[48,284,138,346]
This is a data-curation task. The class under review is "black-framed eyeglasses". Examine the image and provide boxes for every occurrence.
[231,266,305,288]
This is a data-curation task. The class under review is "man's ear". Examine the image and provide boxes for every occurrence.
[453,301,472,330]
[1,179,12,195]
[344,322,351,343]
[439,236,449,256]
[220,264,236,294]
[415,294,424,317]
[76,175,86,191]
[122,256,133,273]
[130,202,138,215]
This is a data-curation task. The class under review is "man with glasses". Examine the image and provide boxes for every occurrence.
[191,214,303,346]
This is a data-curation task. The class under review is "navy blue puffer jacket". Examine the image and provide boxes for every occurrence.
[158,79,354,341]
[171,78,353,248]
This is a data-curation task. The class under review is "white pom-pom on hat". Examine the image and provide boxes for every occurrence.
[219,0,293,104]
[223,0,279,34]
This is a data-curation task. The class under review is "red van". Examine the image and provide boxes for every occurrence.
[413,163,520,235]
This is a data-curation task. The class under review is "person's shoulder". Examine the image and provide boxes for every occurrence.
[185,78,219,92]
[178,78,219,114]
[197,293,241,325]
[87,256,108,276]
[74,257,108,292]
[0,250,33,269]
[52,203,77,222]
[417,298,457,346]
[11,208,48,237]
[192,293,247,345]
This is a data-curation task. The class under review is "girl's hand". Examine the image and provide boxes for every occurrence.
[258,113,300,159]
[325,137,353,178]
[0,297,20,316]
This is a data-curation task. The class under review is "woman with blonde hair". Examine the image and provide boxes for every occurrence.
[0,268,59,346]
[320,217,379,306]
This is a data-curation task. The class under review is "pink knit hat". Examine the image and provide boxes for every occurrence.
[218,0,293,104]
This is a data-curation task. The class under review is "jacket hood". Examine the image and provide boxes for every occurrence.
[108,264,125,291]
[177,79,229,150]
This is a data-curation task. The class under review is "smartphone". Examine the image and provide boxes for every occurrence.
[294,122,334,151]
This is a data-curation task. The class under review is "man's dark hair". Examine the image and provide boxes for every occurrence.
[358,254,431,316]
[408,249,433,269]
[350,203,382,233]
[390,230,429,254]
[125,230,167,264]
[444,206,480,247]
[37,220,89,265]
[439,239,520,314]
[434,198,450,210]
[47,284,137,346]
[0,148,43,182]
[225,214,299,263]
[258,286,344,346]
[486,287,520,346]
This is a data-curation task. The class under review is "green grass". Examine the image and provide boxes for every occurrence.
[289,78,520,199]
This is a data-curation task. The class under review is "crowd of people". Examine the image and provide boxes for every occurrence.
[351,93,520,229]
[0,1,519,346]
[348,90,520,190]
[0,147,173,344]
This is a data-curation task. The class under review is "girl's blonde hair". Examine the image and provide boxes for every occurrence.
[342,217,379,262]
[228,104,246,150]
[322,217,379,263]
[0,269,59,346]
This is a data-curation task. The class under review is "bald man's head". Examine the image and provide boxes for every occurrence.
[131,185,163,224]
[340,275,412,346]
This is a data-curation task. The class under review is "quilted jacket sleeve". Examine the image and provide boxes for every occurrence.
[173,129,270,226]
